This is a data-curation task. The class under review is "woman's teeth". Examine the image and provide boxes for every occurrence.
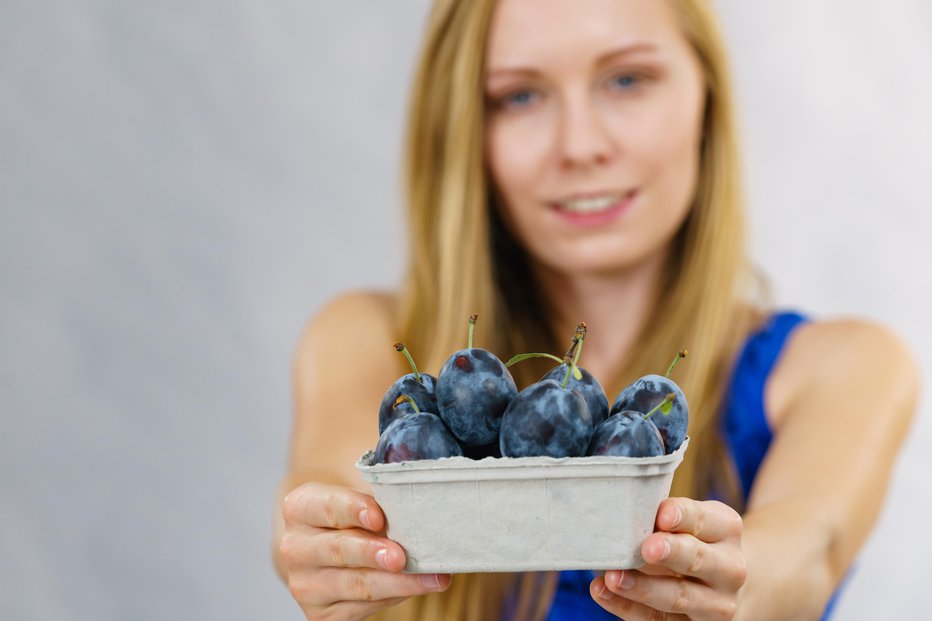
[556,192,628,214]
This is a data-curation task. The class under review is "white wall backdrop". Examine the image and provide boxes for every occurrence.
[1,1,929,619]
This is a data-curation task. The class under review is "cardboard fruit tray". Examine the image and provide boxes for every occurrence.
[356,438,688,573]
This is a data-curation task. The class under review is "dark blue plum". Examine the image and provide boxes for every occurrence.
[374,411,463,464]
[378,373,437,434]
[587,410,665,457]
[611,374,688,453]
[499,379,593,458]
[540,364,609,428]
[437,348,517,447]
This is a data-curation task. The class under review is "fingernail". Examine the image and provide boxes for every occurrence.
[597,582,614,601]
[619,571,635,590]
[359,509,372,531]
[672,506,683,528]
[419,574,441,590]
[375,548,388,570]
[661,539,671,560]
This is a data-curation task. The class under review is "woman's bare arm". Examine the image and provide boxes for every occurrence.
[737,319,919,619]
[272,291,401,578]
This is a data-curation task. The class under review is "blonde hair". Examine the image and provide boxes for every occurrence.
[380,1,762,619]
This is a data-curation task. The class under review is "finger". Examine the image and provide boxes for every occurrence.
[298,528,406,571]
[318,597,409,621]
[298,567,451,607]
[590,575,687,621]
[282,482,385,531]
[655,498,742,543]
[599,571,737,620]
[641,532,747,591]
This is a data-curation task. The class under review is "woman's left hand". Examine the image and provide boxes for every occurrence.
[590,498,747,620]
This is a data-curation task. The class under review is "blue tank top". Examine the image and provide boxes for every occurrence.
[543,311,845,621]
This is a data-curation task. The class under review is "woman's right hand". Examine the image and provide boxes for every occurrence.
[279,481,452,621]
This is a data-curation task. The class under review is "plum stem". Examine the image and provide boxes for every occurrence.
[559,322,587,388]
[665,350,688,378]
[468,314,478,349]
[394,343,421,383]
[505,352,564,367]
[643,393,676,420]
[571,322,588,368]
[394,394,420,414]
[561,364,572,389]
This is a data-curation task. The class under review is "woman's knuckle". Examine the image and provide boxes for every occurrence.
[346,569,374,601]
[327,533,346,566]
[281,490,302,523]
[278,533,297,568]
[688,543,705,574]
[721,599,739,620]
[647,608,668,621]
[671,580,691,612]
[287,575,309,603]
[732,557,749,589]
[730,511,744,537]
[322,492,338,527]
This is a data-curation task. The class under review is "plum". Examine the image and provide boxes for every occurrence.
[611,352,689,453]
[612,377,687,453]
[437,315,518,447]
[587,410,665,457]
[540,364,608,429]
[378,343,437,434]
[374,407,463,464]
[514,322,610,428]
[499,379,593,458]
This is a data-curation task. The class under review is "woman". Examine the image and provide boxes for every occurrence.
[274,0,919,619]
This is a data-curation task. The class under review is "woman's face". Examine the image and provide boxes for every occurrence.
[484,0,707,276]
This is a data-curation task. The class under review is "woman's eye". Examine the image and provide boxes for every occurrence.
[608,73,642,91]
[493,88,540,111]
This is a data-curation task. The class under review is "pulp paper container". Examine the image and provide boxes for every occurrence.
[356,438,688,573]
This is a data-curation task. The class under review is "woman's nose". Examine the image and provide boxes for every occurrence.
[556,94,617,170]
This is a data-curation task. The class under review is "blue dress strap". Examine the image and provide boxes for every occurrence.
[723,311,808,500]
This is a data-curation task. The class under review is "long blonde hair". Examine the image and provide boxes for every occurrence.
[380,1,762,619]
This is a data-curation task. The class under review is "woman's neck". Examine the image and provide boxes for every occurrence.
[531,252,668,386]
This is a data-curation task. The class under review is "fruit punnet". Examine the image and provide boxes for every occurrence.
[375,396,463,464]
[588,394,676,457]
[538,322,610,428]
[611,351,689,453]
[437,315,518,447]
[378,343,438,435]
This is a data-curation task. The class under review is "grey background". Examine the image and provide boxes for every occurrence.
[1,1,929,619]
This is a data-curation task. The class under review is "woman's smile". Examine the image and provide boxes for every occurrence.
[550,189,639,229]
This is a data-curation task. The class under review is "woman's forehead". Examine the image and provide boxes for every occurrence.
[485,0,683,70]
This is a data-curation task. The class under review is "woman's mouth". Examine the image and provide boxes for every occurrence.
[551,189,638,227]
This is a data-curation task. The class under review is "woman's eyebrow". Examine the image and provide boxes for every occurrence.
[595,42,660,65]
[486,42,659,79]
[485,66,541,80]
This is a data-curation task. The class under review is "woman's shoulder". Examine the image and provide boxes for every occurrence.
[765,315,920,429]
[293,289,402,392]
[299,289,397,339]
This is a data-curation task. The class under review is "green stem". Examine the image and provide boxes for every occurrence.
[394,343,421,383]
[665,350,688,378]
[561,364,572,389]
[394,394,420,414]
[643,393,675,420]
[505,352,564,368]
[468,314,478,349]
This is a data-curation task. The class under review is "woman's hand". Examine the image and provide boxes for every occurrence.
[590,498,747,620]
[279,482,452,621]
